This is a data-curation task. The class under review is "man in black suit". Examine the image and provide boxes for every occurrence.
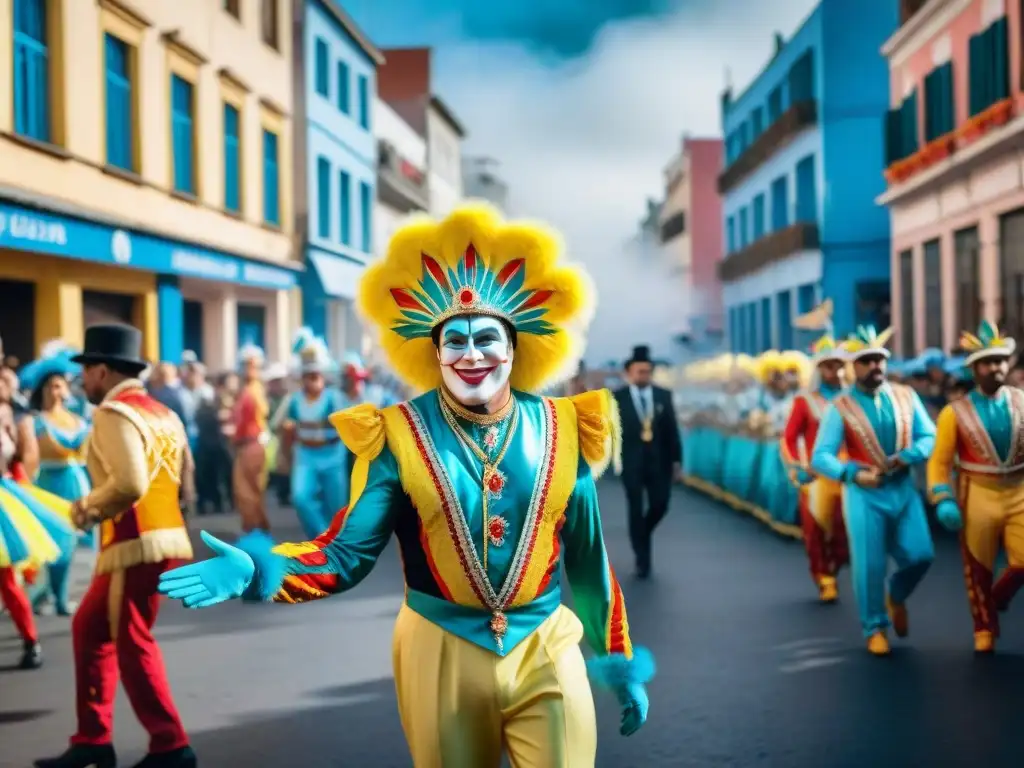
[613,345,682,579]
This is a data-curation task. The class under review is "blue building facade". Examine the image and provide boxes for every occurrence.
[298,0,383,357]
[721,0,897,354]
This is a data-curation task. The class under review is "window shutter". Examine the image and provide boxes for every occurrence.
[992,16,1009,101]
[885,109,900,165]
[941,62,954,136]
[968,34,981,116]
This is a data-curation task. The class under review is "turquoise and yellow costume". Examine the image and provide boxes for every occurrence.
[811,326,935,655]
[159,204,654,767]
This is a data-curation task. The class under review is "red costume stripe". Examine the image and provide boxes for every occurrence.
[509,400,558,604]
[399,404,489,606]
[519,290,553,310]
[535,516,564,596]
[313,505,352,548]
[418,521,454,601]
[391,288,426,312]
[606,569,628,655]
[496,259,523,285]
[422,254,449,289]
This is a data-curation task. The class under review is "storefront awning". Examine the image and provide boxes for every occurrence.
[309,250,367,300]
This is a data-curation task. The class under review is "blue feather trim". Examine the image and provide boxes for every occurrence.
[234,530,289,602]
[586,646,656,689]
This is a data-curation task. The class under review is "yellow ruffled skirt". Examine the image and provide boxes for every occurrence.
[0,477,75,569]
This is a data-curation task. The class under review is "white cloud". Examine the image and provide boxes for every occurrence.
[432,0,818,364]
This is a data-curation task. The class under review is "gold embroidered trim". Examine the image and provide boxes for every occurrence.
[439,386,515,425]
[888,383,914,453]
[402,398,554,611]
[954,388,1024,473]
[833,393,887,469]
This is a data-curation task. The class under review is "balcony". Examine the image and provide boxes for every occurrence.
[377,140,429,213]
[717,221,819,282]
[718,100,817,194]
[660,211,686,243]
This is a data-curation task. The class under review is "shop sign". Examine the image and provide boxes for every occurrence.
[0,202,298,290]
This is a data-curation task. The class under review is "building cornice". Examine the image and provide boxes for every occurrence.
[881,0,972,67]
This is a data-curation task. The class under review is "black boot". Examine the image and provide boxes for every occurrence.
[34,744,117,768]
[19,639,43,669]
[130,746,197,768]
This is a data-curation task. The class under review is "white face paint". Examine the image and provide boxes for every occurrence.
[438,315,513,406]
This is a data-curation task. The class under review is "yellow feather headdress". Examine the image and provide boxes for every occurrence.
[808,333,847,363]
[755,350,784,383]
[844,325,894,361]
[960,320,1016,366]
[356,203,596,393]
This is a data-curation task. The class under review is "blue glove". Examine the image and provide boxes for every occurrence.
[796,468,813,485]
[616,683,649,736]
[158,531,255,608]
[935,500,963,532]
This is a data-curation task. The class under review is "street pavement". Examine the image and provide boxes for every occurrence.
[3,484,1024,767]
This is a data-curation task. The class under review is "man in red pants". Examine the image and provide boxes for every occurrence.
[36,324,197,768]
[780,333,850,603]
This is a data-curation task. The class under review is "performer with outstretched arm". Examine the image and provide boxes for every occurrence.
[158,205,654,767]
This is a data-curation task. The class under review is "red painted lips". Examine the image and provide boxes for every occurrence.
[454,366,496,385]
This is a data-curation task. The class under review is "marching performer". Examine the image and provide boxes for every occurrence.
[927,322,1024,653]
[19,341,92,615]
[279,330,347,539]
[36,323,196,768]
[780,334,849,603]
[159,204,654,766]
[338,351,372,408]
[811,326,935,655]
[233,343,270,533]
[0,368,74,669]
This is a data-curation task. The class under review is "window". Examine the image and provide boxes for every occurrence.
[760,297,772,352]
[13,0,51,142]
[659,212,685,242]
[726,216,735,253]
[223,103,241,213]
[752,194,765,240]
[223,0,240,18]
[339,171,351,245]
[954,227,981,334]
[776,290,793,350]
[999,208,1024,339]
[262,129,280,226]
[738,207,749,248]
[104,34,133,171]
[171,74,196,195]
[317,157,331,238]
[770,176,788,230]
[969,16,1009,116]
[767,87,782,123]
[360,181,372,252]
[337,60,350,114]
[795,155,816,222]
[923,62,954,141]
[237,304,266,349]
[314,38,329,96]
[750,107,764,138]
[358,75,369,129]
[261,0,279,50]
[788,50,814,103]
[923,239,943,348]
[729,307,739,352]
[885,89,920,165]
[899,249,916,357]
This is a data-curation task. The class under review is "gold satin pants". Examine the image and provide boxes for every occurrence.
[392,603,598,768]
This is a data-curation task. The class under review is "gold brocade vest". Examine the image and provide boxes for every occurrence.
[90,386,193,573]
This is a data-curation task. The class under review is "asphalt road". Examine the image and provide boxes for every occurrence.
[3,484,1024,767]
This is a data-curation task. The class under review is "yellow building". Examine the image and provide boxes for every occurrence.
[0,0,301,368]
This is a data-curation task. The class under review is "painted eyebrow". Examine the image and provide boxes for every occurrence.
[443,327,469,339]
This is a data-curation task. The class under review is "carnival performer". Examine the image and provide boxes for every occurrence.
[279,329,348,539]
[745,351,790,516]
[927,322,1024,653]
[780,334,849,603]
[36,323,196,768]
[233,343,270,533]
[811,326,935,655]
[158,204,653,767]
[264,362,293,508]
[19,341,92,615]
[0,368,73,670]
[338,351,371,408]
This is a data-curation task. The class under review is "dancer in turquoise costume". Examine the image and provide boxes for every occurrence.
[811,326,936,655]
[18,341,89,615]
[279,330,347,540]
[158,204,653,766]
[746,351,790,513]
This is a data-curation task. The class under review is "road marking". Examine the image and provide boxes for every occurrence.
[779,656,846,674]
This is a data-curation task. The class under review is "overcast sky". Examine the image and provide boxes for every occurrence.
[343,0,819,364]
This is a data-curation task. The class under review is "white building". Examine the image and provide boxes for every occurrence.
[463,157,509,212]
[426,96,465,216]
[374,97,429,257]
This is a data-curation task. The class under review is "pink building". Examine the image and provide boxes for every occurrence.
[659,137,725,340]
[880,0,1024,357]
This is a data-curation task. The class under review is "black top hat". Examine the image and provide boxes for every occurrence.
[624,345,653,368]
[71,324,148,375]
